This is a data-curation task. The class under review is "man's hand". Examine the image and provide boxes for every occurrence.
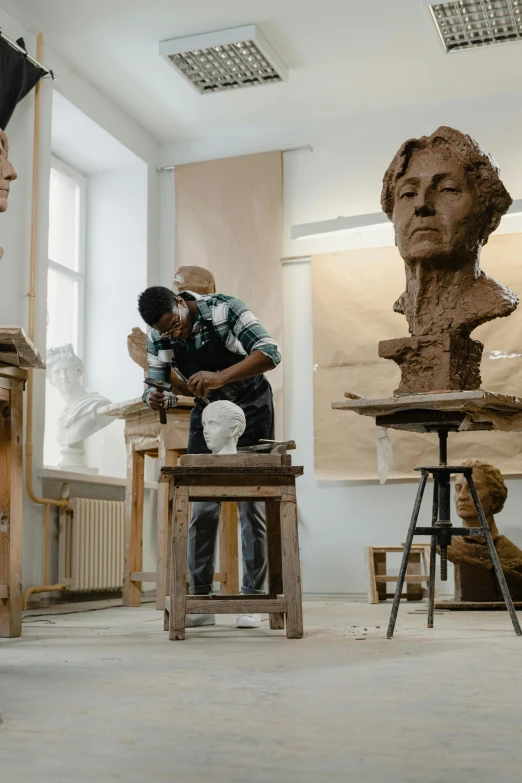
[148,390,169,411]
[187,371,226,398]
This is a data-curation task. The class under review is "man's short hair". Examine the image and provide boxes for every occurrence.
[459,458,508,515]
[381,126,512,245]
[138,286,176,327]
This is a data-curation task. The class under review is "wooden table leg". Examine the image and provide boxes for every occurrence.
[123,445,145,607]
[0,388,22,638]
[170,483,189,640]
[267,499,285,629]
[220,502,239,595]
[280,480,303,639]
[156,446,179,610]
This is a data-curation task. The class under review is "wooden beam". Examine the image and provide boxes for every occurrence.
[130,572,157,583]
[186,597,286,614]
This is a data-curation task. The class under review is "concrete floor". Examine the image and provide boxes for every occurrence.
[1,600,522,783]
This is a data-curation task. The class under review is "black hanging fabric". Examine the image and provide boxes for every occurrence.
[0,35,46,130]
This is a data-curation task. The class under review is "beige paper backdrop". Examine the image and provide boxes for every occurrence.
[175,151,283,436]
[312,233,522,479]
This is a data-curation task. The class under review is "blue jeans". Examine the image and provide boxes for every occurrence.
[188,501,267,595]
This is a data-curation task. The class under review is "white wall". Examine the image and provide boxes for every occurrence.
[84,165,148,478]
[0,6,160,589]
[160,86,522,595]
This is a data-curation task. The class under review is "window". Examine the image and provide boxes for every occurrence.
[46,157,86,356]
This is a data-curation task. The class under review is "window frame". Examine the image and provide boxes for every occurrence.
[47,155,87,359]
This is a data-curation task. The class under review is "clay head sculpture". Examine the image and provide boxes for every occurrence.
[379,127,518,394]
[0,129,16,213]
[454,458,507,534]
[449,459,522,602]
[202,400,246,455]
[172,266,216,295]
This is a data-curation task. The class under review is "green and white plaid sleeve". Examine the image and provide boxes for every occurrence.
[225,297,281,367]
[142,330,177,409]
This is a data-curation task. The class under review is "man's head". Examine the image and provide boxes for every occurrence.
[0,129,17,213]
[381,126,512,267]
[454,458,507,526]
[202,401,246,455]
[138,286,193,341]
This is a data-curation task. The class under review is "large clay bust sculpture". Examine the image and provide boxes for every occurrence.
[47,344,112,472]
[127,265,216,396]
[448,459,522,602]
[0,129,17,261]
[202,400,246,455]
[379,126,517,394]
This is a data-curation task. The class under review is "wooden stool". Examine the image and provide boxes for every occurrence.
[365,545,433,604]
[161,453,304,641]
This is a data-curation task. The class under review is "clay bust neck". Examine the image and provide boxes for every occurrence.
[399,254,484,336]
[464,514,499,538]
[57,379,86,407]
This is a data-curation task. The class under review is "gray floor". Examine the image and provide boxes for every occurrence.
[1,599,522,783]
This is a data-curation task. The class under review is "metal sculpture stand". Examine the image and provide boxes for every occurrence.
[386,428,522,638]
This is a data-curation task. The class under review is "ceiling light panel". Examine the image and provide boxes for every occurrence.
[159,25,288,94]
[426,0,522,52]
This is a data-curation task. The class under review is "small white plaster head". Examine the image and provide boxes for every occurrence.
[202,400,246,455]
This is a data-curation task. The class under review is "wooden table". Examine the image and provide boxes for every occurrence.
[0,366,27,637]
[161,453,304,641]
[99,397,240,610]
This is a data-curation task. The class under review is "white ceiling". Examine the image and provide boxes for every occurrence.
[5,0,522,145]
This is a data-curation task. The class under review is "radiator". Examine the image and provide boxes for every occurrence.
[59,498,125,592]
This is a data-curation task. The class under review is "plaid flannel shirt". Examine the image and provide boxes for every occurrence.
[142,291,281,407]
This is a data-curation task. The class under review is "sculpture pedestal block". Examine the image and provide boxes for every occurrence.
[378,334,483,395]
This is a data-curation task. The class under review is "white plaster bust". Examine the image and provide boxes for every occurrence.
[47,344,112,472]
[202,401,246,455]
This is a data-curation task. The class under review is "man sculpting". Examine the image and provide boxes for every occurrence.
[379,126,518,394]
[449,459,522,602]
[138,285,280,630]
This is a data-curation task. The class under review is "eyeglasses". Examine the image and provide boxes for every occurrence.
[159,315,183,339]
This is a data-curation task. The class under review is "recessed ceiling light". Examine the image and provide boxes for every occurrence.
[159,25,288,94]
[425,0,522,52]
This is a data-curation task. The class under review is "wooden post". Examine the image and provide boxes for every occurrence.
[280,480,303,639]
[267,499,285,629]
[156,445,179,610]
[123,445,145,607]
[0,384,23,637]
[219,502,239,595]
[170,484,189,641]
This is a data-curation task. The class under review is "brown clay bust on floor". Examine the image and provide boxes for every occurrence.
[448,459,522,602]
[379,126,518,394]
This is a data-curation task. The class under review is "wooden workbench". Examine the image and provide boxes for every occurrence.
[99,396,240,610]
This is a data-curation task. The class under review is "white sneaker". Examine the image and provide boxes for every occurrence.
[185,614,215,627]
[236,614,261,629]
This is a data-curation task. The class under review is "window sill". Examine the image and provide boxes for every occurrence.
[39,467,159,490]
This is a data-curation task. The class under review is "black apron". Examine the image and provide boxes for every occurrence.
[173,323,274,454]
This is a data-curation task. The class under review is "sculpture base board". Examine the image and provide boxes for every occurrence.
[435,600,522,611]
[332,390,522,433]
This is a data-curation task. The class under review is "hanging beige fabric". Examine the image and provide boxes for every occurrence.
[312,233,522,480]
[175,151,283,436]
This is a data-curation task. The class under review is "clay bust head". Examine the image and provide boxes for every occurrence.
[202,400,246,455]
[454,459,507,530]
[47,344,84,400]
[382,126,512,268]
[0,129,16,214]
[172,266,216,295]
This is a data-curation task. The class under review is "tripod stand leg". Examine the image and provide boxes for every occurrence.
[427,477,438,629]
[467,475,522,636]
[387,471,428,639]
